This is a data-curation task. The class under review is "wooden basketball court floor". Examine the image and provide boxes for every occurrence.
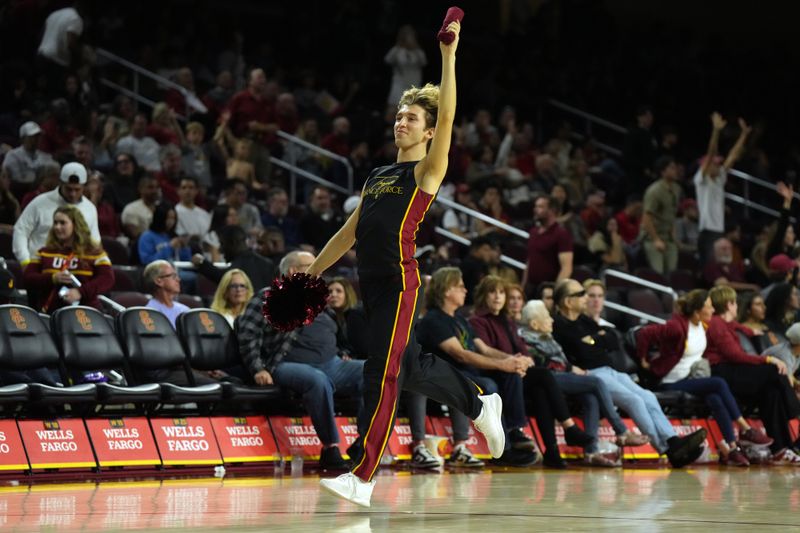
[1,466,798,532]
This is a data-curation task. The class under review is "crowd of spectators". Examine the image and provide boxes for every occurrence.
[0,2,799,470]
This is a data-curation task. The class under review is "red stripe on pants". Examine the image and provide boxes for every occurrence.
[352,285,418,482]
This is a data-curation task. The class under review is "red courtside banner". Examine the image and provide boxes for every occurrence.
[427,416,495,459]
[269,416,323,459]
[17,419,96,470]
[150,417,222,466]
[85,417,161,468]
[335,416,360,459]
[790,418,799,440]
[0,420,28,471]
[385,417,415,460]
[210,416,280,463]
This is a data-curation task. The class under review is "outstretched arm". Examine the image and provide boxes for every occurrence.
[699,112,726,178]
[722,118,752,170]
[416,21,460,194]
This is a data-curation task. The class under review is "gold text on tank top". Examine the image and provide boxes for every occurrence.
[365,176,404,198]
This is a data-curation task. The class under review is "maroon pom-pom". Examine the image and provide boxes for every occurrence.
[262,273,329,332]
[437,6,464,44]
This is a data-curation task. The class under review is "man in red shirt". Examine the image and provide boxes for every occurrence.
[226,68,278,147]
[524,195,573,296]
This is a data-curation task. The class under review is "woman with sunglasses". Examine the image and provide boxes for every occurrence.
[552,278,707,468]
[211,268,254,327]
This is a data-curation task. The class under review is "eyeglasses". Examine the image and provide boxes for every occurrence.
[159,272,179,280]
[567,290,586,298]
[229,283,247,290]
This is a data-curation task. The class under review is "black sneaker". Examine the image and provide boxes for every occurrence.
[563,425,595,448]
[319,446,350,470]
[508,428,538,451]
[542,450,567,469]
[492,448,539,467]
[666,429,707,468]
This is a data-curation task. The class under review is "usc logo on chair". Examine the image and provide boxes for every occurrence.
[139,310,155,331]
[75,309,93,331]
[199,312,215,333]
[9,308,27,330]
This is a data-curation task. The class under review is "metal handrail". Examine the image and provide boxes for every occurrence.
[96,47,207,114]
[604,300,666,324]
[547,99,628,134]
[603,269,677,298]
[98,78,187,121]
[277,131,354,194]
[729,168,800,202]
[435,197,530,239]
[434,227,527,270]
[270,157,350,196]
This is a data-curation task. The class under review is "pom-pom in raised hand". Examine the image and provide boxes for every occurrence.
[437,6,464,44]
[262,273,329,332]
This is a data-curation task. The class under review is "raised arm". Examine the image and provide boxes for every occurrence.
[722,118,752,170]
[699,112,726,178]
[416,21,460,194]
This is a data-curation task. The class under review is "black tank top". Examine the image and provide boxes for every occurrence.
[355,161,435,287]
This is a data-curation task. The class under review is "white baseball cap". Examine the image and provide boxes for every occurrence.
[18,121,41,138]
[60,162,88,185]
[785,323,800,345]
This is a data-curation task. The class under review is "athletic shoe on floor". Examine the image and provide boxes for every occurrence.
[542,450,567,469]
[739,428,773,448]
[473,393,505,458]
[772,448,800,466]
[447,444,485,467]
[319,446,349,470]
[508,428,537,451]
[563,425,595,448]
[412,444,443,469]
[665,428,707,468]
[320,472,376,508]
[583,452,620,468]
[721,447,750,467]
[492,448,539,467]
[616,430,650,447]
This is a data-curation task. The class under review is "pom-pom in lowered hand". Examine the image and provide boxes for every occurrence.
[262,273,329,332]
[437,6,464,44]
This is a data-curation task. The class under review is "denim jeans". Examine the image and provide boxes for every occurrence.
[554,371,628,452]
[589,366,676,452]
[272,357,366,445]
[660,376,741,443]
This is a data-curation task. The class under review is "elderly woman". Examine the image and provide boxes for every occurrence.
[520,300,649,467]
[23,205,115,312]
[211,269,254,327]
[470,275,595,468]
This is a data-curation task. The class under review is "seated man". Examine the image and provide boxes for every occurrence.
[552,278,707,468]
[703,238,759,291]
[415,267,539,467]
[143,260,190,329]
[237,250,366,470]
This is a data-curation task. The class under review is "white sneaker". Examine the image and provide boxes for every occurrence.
[320,472,376,508]
[472,393,505,458]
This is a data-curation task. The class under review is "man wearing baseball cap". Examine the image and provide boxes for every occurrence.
[1,121,55,192]
[12,162,99,265]
[762,253,797,299]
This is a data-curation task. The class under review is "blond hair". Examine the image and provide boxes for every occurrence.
[186,121,205,136]
[582,278,606,294]
[398,83,439,128]
[211,269,254,316]
[426,267,463,310]
[709,285,737,315]
[45,205,101,256]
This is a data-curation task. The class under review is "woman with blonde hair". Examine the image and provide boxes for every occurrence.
[210,269,254,327]
[23,205,114,312]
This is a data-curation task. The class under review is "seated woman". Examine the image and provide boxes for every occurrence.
[211,269,254,327]
[520,300,649,467]
[23,205,115,312]
[327,276,367,359]
[764,282,799,345]
[469,275,595,468]
[706,285,800,464]
[415,268,541,468]
[552,278,707,468]
[138,203,194,290]
[636,289,772,466]
[737,291,780,353]
[506,283,526,327]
